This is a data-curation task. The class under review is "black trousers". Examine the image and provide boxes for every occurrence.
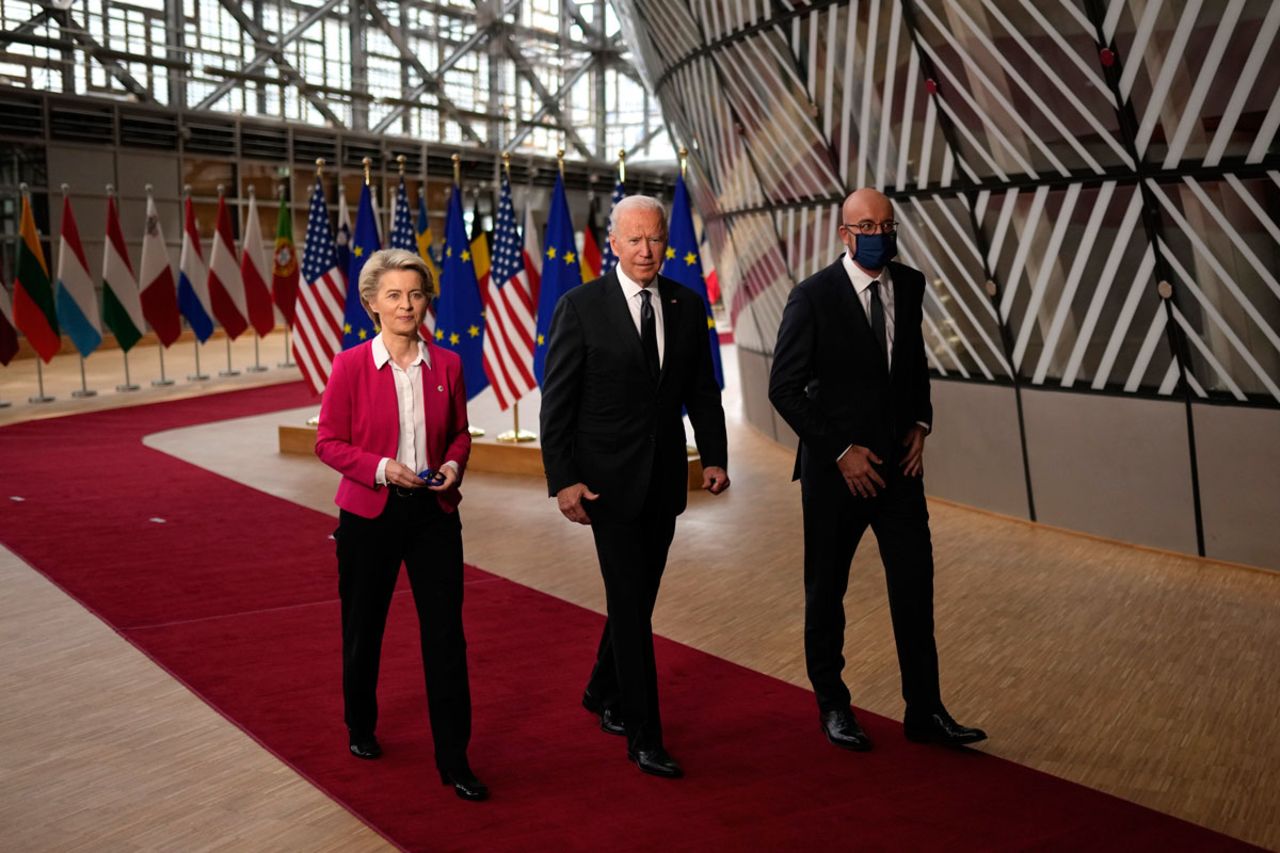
[801,460,941,715]
[335,491,471,772]
[583,501,678,752]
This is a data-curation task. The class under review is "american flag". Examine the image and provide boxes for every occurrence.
[482,170,537,410]
[292,179,345,395]
[600,176,624,274]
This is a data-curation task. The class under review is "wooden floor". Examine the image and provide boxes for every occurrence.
[2,341,1279,850]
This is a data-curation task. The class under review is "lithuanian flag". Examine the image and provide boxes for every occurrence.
[13,191,60,362]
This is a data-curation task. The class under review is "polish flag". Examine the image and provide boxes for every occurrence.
[240,189,276,337]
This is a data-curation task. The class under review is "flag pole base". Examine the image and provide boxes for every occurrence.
[28,394,55,403]
[0,400,11,408]
[468,426,486,437]
[277,361,296,368]
[72,389,99,398]
[188,373,211,381]
[151,378,176,387]
[219,369,242,377]
[496,429,537,443]
[246,365,269,373]
[116,383,141,392]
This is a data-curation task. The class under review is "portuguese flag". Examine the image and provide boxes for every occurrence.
[271,191,300,326]
[13,192,60,362]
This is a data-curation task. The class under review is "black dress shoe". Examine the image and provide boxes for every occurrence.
[628,747,684,779]
[348,735,382,760]
[820,708,872,751]
[582,693,626,736]
[439,766,490,801]
[904,708,987,746]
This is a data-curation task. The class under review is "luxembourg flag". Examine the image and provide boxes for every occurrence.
[178,194,214,342]
[207,189,249,340]
[239,189,276,337]
[55,193,101,358]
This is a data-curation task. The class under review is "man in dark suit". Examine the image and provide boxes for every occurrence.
[540,194,729,779]
[768,188,986,752]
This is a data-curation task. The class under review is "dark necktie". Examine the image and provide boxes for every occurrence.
[640,289,660,381]
[868,279,888,367]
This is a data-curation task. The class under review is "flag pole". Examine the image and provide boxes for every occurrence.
[496,153,536,444]
[453,152,486,439]
[19,183,55,403]
[186,184,210,381]
[618,148,626,185]
[144,183,176,388]
[215,183,241,378]
[59,183,98,399]
[106,183,141,393]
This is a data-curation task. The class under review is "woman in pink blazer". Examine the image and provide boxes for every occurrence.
[316,248,486,801]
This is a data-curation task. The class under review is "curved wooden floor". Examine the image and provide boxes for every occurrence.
[1,339,1277,850]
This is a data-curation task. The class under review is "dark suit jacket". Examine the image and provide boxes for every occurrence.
[540,271,728,522]
[768,257,932,485]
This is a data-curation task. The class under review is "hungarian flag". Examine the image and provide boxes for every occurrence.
[55,194,102,358]
[271,192,299,325]
[13,192,59,362]
[0,279,19,366]
[580,197,602,282]
[240,191,276,337]
[102,193,146,352]
[139,192,182,347]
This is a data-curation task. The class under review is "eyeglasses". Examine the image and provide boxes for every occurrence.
[842,220,897,235]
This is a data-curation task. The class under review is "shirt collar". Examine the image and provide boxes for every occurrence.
[841,253,892,297]
[372,332,431,369]
[617,265,658,300]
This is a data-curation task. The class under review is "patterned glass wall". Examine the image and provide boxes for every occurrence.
[612,0,1280,408]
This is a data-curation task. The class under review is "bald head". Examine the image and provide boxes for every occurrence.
[841,187,894,225]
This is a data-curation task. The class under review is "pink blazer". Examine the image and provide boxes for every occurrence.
[316,339,472,519]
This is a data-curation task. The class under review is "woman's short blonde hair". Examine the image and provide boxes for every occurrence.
[357,248,436,322]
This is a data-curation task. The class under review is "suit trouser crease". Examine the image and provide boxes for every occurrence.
[802,467,941,714]
[336,497,472,771]
[585,508,677,751]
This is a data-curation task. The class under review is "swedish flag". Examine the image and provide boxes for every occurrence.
[661,171,724,388]
[533,172,582,385]
[435,183,489,399]
[341,183,381,349]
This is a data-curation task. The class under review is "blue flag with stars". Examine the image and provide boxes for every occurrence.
[534,172,583,385]
[435,183,488,399]
[341,183,381,349]
[662,171,723,389]
[389,177,417,252]
[600,175,624,274]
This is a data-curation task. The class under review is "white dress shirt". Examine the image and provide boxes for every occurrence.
[842,253,896,370]
[836,255,929,462]
[617,266,665,369]
[371,334,458,485]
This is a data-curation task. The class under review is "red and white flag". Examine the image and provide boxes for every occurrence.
[207,190,248,340]
[240,189,276,338]
[522,204,542,306]
[139,190,182,347]
[481,171,537,410]
[293,177,346,395]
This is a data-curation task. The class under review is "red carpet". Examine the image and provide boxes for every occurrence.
[0,383,1258,852]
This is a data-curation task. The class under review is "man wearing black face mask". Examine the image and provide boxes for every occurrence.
[768,188,986,753]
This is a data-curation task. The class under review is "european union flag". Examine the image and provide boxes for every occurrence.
[662,171,724,388]
[534,172,583,385]
[342,183,380,349]
[435,183,488,399]
[600,175,624,274]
